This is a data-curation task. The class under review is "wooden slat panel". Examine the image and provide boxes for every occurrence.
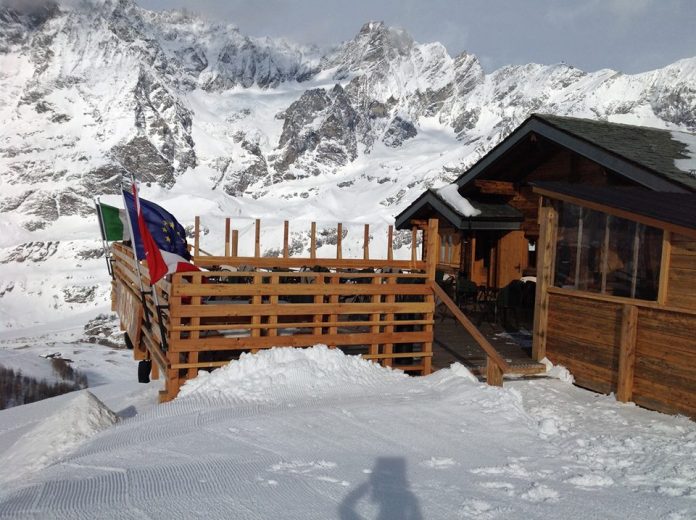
[172,283,431,297]
[171,301,432,318]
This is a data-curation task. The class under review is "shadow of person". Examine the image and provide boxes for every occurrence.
[339,457,422,520]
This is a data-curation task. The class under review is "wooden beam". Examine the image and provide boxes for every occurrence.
[194,216,200,257]
[532,205,558,362]
[617,304,638,402]
[224,218,231,257]
[474,180,516,196]
[255,218,261,258]
[310,221,317,259]
[657,230,671,305]
[387,225,394,261]
[425,218,439,281]
[411,226,418,264]
[363,224,370,260]
[231,230,239,257]
[283,220,290,258]
[336,223,342,259]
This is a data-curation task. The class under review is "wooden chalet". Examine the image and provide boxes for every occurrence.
[397,113,696,417]
[396,114,696,290]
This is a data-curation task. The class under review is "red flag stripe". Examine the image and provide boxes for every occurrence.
[132,183,168,284]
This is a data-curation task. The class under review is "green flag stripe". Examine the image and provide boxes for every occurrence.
[99,203,124,241]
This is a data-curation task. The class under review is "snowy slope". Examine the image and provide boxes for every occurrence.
[1,0,696,333]
[0,347,694,518]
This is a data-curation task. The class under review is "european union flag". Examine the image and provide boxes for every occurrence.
[123,191,191,262]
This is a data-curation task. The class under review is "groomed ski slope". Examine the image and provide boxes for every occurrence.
[0,346,695,519]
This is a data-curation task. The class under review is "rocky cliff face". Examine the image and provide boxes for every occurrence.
[1,0,695,329]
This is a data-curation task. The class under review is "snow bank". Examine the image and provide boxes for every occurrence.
[436,183,481,217]
[177,345,408,403]
[0,391,117,483]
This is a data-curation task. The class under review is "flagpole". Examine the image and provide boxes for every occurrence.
[120,173,153,329]
[94,197,114,280]
[125,170,170,353]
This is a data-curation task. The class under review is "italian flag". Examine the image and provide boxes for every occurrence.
[96,202,130,242]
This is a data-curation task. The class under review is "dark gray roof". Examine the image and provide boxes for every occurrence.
[537,114,696,190]
[532,181,696,233]
[394,188,522,230]
[454,114,696,193]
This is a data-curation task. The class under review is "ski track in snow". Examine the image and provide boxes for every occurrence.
[0,348,694,518]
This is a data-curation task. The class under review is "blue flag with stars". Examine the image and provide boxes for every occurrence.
[122,191,191,261]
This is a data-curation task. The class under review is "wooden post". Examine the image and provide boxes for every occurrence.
[617,304,638,402]
[194,216,200,257]
[231,230,239,257]
[363,224,370,260]
[387,225,393,261]
[224,218,231,257]
[268,274,279,337]
[336,223,343,259]
[657,230,671,305]
[251,273,262,353]
[532,205,558,362]
[411,226,418,265]
[383,275,396,367]
[310,222,317,259]
[369,274,381,358]
[283,220,290,258]
[313,274,323,335]
[469,233,477,281]
[601,215,610,293]
[255,218,261,258]
[423,218,439,375]
[486,356,504,386]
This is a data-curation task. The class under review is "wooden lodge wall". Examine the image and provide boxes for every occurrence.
[534,204,696,419]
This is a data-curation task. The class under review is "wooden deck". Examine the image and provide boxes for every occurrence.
[432,317,546,376]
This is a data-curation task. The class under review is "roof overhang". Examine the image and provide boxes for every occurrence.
[455,116,691,193]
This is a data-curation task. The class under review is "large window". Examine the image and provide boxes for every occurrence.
[439,231,461,266]
[553,200,662,300]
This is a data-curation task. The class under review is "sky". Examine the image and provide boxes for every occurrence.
[136,0,696,73]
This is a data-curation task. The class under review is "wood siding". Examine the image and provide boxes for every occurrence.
[666,233,696,309]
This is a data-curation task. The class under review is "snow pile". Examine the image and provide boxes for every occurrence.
[541,357,574,383]
[0,390,117,484]
[436,183,482,217]
[177,345,408,403]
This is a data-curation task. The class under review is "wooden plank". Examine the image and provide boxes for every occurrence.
[474,180,516,196]
[224,218,231,257]
[171,301,433,318]
[363,224,370,260]
[616,304,638,402]
[170,331,432,352]
[411,227,418,264]
[172,282,432,297]
[363,352,433,360]
[336,223,342,260]
[192,256,427,271]
[194,216,200,257]
[532,205,558,361]
[232,230,239,257]
[268,274,279,337]
[283,221,289,258]
[255,218,261,258]
[387,225,393,261]
[171,318,434,332]
[310,222,317,259]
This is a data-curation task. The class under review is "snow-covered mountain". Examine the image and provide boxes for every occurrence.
[1,0,695,331]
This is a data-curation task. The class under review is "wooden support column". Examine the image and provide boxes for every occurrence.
[411,226,418,265]
[231,230,239,257]
[617,304,638,403]
[255,219,261,258]
[657,230,671,305]
[187,272,202,380]
[532,205,558,362]
[383,275,396,367]
[363,224,370,260]
[224,218,231,256]
[194,216,200,257]
[313,274,324,335]
[369,274,381,358]
[422,218,439,375]
[327,276,339,346]
[336,223,343,259]
[310,222,317,259]
[251,273,262,353]
[283,221,290,258]
[268,274,279,337]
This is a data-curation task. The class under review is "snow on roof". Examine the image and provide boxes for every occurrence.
[672,130,696,176]
[435,183,482,217]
